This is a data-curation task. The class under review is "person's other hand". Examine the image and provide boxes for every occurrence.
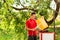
[41,16,44,19]
[32,29,35,31]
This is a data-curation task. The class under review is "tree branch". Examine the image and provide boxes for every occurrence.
[12,6,37,12]
[12,0,40,11]
[54,0,58,3]
[12,0,59,26]
[19,0,25,7]
[46,0,60,25]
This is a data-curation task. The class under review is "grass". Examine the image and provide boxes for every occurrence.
[0,27,60,40]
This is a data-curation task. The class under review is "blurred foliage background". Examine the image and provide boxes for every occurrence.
[0,0,60,40]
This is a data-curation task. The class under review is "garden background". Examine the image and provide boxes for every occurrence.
[0,0,60,40]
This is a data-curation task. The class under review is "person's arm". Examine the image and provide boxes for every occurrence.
[25,25,36,31]
[25,21,32,31]
[26,26,34,31]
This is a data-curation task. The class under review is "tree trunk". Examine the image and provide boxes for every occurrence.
[46,0,60,25]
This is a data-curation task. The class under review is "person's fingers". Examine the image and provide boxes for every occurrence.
[41,16,44,18]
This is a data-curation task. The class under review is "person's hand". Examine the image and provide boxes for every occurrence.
[32,28,37,31]
[32,29,35,31]
[36,30,39,34]
[41,16,44,19]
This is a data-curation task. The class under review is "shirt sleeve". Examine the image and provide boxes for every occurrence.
[26,20,29,28]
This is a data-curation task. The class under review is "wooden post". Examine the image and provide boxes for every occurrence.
[54,0,60,32]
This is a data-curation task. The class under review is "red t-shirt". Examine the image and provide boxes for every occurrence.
[26,19,37,36]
